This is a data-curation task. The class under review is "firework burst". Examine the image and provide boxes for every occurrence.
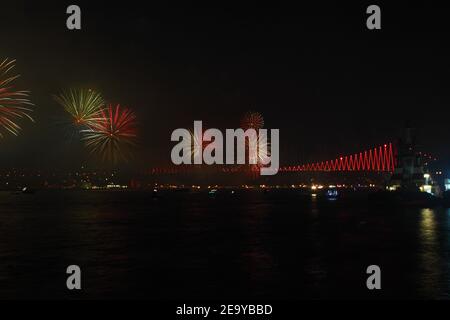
[54,88,105,129]
[240,111,264,130]
[184,129,210,159]
[81,104,138,164]
[0,58,34,138]
[241,130,271,178]
[240,111,267,175]
[248,132,271,166]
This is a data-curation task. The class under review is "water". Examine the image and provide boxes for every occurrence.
[0,189,449,299]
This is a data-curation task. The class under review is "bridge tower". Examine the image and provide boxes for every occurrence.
[389,124,425,191]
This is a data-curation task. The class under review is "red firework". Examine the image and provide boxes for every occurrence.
[82,104,138,163]
[240,111,264,130]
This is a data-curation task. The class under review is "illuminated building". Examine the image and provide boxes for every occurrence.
[445,179,450,192]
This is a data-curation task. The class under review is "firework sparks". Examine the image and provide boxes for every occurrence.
[0,58,34,138]
[240,111,264,130]
[240,130,271,178]
[184,129,210,158]
[54,88,105,128]
[248,133,270,165]
[246,130,271,173]
[240,111,268,174]
[81,104,138,164]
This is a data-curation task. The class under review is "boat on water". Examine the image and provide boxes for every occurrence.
[23,187,36,194]
[151,188,162,199]
[12,187,36,195]
[326,187,339,201]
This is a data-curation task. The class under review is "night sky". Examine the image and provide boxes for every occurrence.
[1,2,449,170]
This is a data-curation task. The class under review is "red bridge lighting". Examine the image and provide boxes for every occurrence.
[280,142,396,173]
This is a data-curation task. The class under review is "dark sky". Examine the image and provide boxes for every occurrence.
[1,1,450,170]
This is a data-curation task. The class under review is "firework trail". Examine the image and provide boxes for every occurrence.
[0,58,34,138]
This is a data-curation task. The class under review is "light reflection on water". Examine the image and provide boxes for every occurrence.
[418,209,442,298]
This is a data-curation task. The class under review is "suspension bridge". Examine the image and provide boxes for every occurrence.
[146,142,397,175]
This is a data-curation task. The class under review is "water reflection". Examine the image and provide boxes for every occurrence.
[238,196,275,297]
[420,209,437,244]
[3,190,450,299]
[418,208,442,298]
